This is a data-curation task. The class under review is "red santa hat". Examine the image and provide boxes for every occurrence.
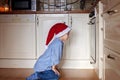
[46,23,71,46]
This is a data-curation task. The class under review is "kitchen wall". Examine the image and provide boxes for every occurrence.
[37,0,94,11]
[0,0,6,6]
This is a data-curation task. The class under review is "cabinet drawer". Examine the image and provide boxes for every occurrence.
[103,2,120,18]
[105,60,120,80]
[104,4,120,54]
[104,47,120,80]
[104,47,120,68]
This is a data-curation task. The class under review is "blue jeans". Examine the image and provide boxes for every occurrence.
[26,70,59,80]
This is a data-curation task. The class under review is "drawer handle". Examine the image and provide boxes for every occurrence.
[107,10,118,15]
[36,17,39,25]
[107,54,115,60]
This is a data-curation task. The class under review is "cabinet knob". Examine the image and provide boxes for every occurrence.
[107,54,115,60]
[107,10,118,15]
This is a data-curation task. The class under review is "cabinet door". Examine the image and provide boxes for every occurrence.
[66,14,90,60]
[104,47,120,80]
[104,4,120,53]
[0,14,36,59]
[36,14,69,57]
[37,14,90,60]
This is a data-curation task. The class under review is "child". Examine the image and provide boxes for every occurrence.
[26,23,71,80]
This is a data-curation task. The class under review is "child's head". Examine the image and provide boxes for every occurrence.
[46,23,71,46]
[59,31,70,42]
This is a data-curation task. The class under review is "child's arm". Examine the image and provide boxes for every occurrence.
[52,65,60,76]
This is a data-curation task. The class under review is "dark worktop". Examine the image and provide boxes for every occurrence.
[0,10,90,14]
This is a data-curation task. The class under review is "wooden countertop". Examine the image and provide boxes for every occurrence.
[0,10,90,14]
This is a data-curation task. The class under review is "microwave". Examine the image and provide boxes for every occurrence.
[11,0,36,11]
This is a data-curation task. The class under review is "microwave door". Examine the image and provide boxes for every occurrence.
[12,0,31,10]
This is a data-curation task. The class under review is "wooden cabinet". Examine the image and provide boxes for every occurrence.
[0,14,36,59]
[104,47,120,80]
[101,0,110,11]
[104,4,120,54]
[103,2,120,80]
[101,0,120,12]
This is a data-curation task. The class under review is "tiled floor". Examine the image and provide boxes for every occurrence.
[0,68,99,80]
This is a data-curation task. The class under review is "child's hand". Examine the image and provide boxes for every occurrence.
[52,65,60,76]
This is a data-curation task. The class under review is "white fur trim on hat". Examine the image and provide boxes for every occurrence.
[55,27,71,38]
